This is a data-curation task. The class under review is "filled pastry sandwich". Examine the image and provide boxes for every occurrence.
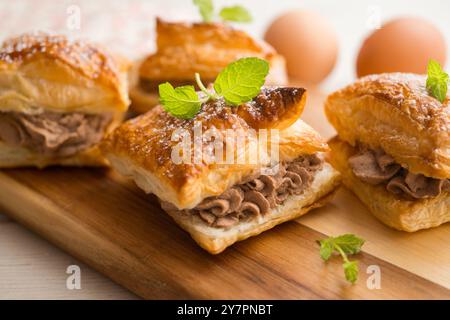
[102,56,340,254]
[325,73,450,232]
[0,32,130,168]
[130,18,287,114]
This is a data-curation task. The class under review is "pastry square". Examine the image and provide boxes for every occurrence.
[102,87,341,253]
[329,137,450,232]
[130,18,287,113]
[0,32,130,168]
[325,73,450,231]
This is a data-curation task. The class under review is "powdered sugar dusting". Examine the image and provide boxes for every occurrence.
[357,73,449,129]
[0,32,118,82]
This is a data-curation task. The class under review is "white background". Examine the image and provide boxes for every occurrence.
[0,0,449,91]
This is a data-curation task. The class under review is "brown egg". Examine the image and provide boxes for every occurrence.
[264,10,338,84]
[357,17,447,77]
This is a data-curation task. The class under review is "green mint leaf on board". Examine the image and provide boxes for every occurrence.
[332,234,365,255]
[214,57,269,105]
[343,261,359,284]
[193,0,214,23]
[158,82,202,119]
[318,239,333,261]
[219,5,252,23]
[317,234,365,284]
[426,59,448,103]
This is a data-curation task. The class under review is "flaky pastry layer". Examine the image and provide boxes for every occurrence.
[113,157,340,253]
[102,87,329,209]
[139,18,286,82]
[0,32,130,114]
[130,19,287,113]
[325,73,450,179]
[329,137,450,232]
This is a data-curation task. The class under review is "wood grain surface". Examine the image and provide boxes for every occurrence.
[0,89,449,299]
[0,221,136,299]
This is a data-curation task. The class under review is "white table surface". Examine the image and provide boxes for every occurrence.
[0,0,449,299]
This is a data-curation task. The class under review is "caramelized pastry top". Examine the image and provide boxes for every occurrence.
[1,33,123,91]
[325,73,450,179]
[334,73,449,134]
[102,87,328,208]
[0,32,130,113]
[139,18,280,81]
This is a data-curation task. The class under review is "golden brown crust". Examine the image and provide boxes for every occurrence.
[102,87,329,209]
[139,18,284,80]
[325,73,450,179]
[0,32,130,113]
[329,137,450,232]
[1,32,119,91]
[129,86,160,114]
[235,87,306,129]
[131,18,287,114]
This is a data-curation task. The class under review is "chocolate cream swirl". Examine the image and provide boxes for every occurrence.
[349,147,450,200]
[162,154,323,229]
[0,111,112,157]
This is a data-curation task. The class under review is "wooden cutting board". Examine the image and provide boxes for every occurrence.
[0,88,449,299]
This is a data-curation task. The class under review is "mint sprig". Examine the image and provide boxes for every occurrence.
[193,0,214,23]
[158,57,269,119]
[214,58,269,105]
[318,234,365,284]
[219,6,252,23]
[158,83,203,119]
[193,0,252,23]
[426,59,448,103]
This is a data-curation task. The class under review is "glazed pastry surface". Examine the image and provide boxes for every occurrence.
[0,32,130,167]
[130,18,287,113]
[325,73,450,179]
[103,87,329,209]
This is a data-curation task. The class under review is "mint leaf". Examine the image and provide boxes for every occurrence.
[343,261,359,284]
[214,57,269,105]
[159,57,269,119]
[193,1,252,24]
[426,59,448,103]
[219,5,252,23]
[193,0,214,22]
[158,82,202,119]
[317,234,365,284]
[318,239,333,261]
[332,234,365,255]
[427,59,442,77]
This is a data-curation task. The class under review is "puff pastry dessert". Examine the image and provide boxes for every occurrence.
[0,32,130,168]
[325,73,450,232]
[102,87,340,254]
[130,18,287,114]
